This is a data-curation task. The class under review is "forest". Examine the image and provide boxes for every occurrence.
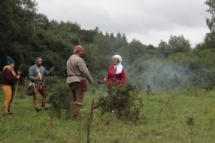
[0,0,215,91]
[2,1,215,143]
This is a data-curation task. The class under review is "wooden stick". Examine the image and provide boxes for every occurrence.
[11,64,23,113]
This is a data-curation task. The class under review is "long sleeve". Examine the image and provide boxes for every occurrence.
[105,66,112,80]
[43,67,51,75]
[105,71,109,80]
[105,66,126,86]
[28,66,35,79]
[120,68,126,85]
[3,68,17,81]
[66,54,93,84]
[78,59,93,84]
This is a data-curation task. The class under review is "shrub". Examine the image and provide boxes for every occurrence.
[96,82,144,121]
[46,77,72,119]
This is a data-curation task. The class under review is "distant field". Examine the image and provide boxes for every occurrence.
[0,86,215,143]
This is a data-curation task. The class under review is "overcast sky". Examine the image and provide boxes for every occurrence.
[35,0,210,48]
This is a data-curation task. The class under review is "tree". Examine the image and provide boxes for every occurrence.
[147,44,155,50]
[205,0,215,32]
[127,39,147,62]
[0,0,37,67]
[158,40,170,51]
[168,35,191,53]
[158,40,172,57]
[204,0,215,48]
[117,32,121,39]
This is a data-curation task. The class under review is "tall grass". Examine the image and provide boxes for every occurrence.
[1,86,215,142]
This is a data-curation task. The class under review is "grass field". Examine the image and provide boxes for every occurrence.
[1,85,215,143]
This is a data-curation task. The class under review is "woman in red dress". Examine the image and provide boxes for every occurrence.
[98,55,126,112]
[99,55,126,88]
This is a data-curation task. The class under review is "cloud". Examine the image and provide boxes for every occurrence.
[35,0,211,47]
[127,26,208,47]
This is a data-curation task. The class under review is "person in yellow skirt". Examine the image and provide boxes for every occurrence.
[2,56,21,116]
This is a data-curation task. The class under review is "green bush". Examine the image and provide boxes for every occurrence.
[96,82,144,121]
[45,77,72,119]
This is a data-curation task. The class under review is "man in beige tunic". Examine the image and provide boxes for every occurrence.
[66,45,93,118]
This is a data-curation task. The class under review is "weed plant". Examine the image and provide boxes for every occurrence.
[1,83,215,142]
[96,82,144,122]
[45,77,73,119]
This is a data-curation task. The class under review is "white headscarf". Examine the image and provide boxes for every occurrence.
[112,55,123,74]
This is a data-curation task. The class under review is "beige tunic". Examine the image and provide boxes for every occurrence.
[66,54,93,84]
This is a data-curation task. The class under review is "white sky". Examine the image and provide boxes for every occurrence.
[35,0,211,48]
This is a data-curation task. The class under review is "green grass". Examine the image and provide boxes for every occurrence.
[1,86,215,143]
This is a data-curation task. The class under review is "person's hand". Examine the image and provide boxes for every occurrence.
[16,75,20,79]
[98,80,106,84]
[17,70,22,75]
[51,66,55,71]
[98,81,103,84]
[32,77,37,80]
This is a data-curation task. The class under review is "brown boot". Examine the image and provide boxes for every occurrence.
[35,108,42,112]
[3,112,11,117]
[74,114,82,119]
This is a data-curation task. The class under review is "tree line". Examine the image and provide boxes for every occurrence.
[1,0,215,91]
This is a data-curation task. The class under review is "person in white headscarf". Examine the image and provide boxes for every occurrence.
[98,54,126,89]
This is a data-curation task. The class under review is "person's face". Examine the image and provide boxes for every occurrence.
[36,59,42,66]
[112,57,119,66]
[79,50,85,58]
[9,63,14,68]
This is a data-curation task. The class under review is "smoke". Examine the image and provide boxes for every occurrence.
[125,59,191,91]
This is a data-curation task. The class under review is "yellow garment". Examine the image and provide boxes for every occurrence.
[3,66,17,76]
[2,85,13,113]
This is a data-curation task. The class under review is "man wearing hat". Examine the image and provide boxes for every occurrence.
[28,57,55,112]
[66,45,93,118]
[2,56,21,116]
